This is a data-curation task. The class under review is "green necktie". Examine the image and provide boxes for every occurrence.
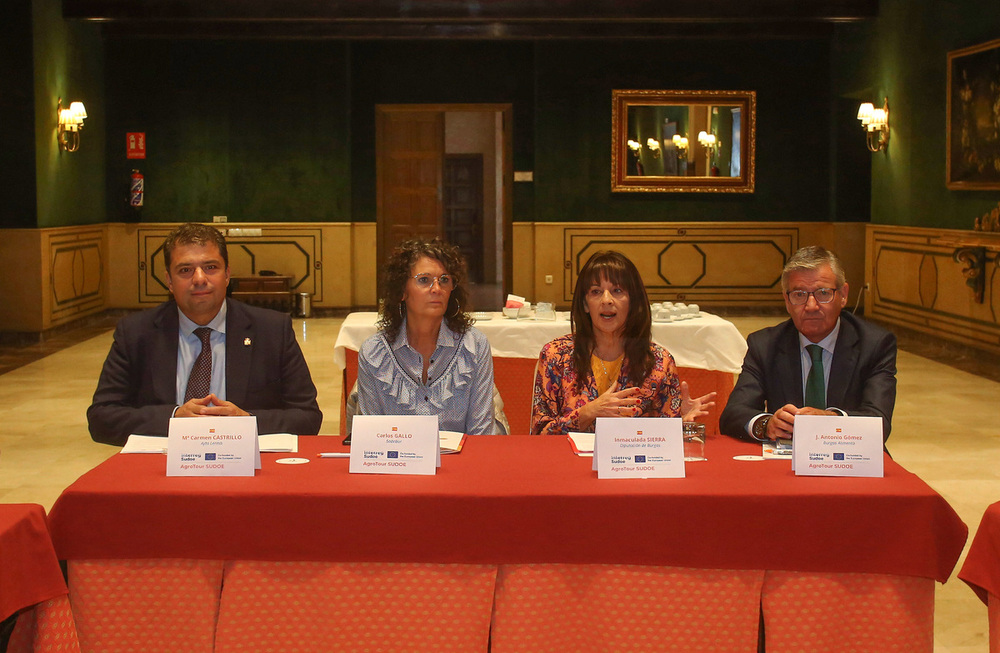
[804,344,825,409]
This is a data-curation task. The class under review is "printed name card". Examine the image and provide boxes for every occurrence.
[792,415,884,477]
[593,417,684,479]
[350,415,441,475]
[166,416,260,476]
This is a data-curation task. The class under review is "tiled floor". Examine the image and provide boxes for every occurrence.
[0,314,994,652]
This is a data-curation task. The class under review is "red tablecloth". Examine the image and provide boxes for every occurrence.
[48,435,966,582]
[0,504,68,621]
[960,500,1000,604]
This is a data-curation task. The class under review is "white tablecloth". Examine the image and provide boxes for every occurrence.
[333,311,747,373]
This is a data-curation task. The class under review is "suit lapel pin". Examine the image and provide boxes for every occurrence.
[244,337,252,346]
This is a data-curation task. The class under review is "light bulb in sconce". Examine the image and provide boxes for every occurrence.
[857,97,889,152]
[57,98,88,152]
[671,134,689,156]
[646,137,662,158]
[627,139,642,154]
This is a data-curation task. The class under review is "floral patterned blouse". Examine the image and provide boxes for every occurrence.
[530,334,682,435]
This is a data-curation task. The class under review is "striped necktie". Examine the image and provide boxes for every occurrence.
[184,327,213,402]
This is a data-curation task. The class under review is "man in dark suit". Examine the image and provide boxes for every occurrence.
[720,246,896,443]
[88,223,322,446]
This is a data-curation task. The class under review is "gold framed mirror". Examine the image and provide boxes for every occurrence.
[612,89,756,193]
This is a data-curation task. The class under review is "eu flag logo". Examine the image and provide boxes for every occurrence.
[387,451,399,459]
[833,453,844,460]
[635,455,646,463]
[205,453,216,461]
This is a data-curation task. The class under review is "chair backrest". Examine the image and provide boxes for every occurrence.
[492,384,510,435]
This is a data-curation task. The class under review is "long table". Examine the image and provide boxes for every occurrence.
[959,501,1000,652]
[47,435,967,652]
[0,504,80,653]
[333,311,749,435]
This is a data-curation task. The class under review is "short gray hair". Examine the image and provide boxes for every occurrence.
[781,246,846,291]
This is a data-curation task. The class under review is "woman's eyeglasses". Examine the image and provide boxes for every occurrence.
[412,274,455,290]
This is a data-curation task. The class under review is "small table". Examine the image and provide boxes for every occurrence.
[959,501,1000,651]
[333,311,748,435]
[0,504,79,652]
[229,275,293,313]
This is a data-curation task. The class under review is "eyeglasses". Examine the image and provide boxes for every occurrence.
[411,274,455,290]
[786,288,839,305]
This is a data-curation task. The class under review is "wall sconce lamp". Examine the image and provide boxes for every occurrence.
[671,134,689,156]
[627,139,642,156]
[857,97,889,152]
[646,137,661,158]
[697,131,718,154]
[57,98,88,152]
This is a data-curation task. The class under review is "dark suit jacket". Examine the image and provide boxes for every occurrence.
[88,299,323,446]
[719,311,897,442]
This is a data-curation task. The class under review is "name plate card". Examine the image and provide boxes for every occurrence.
[167,416,260,477]
[350,415,441,476]
[594,417,684,479]
[792,415,884,477]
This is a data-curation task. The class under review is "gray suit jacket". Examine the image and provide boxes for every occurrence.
[88,299,322,446]
[719,311,897,442]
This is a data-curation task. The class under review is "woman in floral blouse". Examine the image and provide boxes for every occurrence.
[530,250,714,435]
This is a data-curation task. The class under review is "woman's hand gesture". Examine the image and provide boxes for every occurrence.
[680,381,716,422]
[578,382,641,431]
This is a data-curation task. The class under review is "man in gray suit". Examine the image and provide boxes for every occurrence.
[720,246,896,443]
[88,223,322,446]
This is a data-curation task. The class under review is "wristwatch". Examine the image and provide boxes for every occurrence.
[752,415,771,441]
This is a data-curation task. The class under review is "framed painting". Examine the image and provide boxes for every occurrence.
[946,38,1000,190]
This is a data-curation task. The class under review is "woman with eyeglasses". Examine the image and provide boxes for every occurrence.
[530,250,714,435]
[355,238,502,435]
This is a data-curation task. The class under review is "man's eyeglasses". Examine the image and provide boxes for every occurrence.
[786,288,839,305]
[412,274,455,290]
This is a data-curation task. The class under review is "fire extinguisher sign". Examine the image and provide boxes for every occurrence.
[126,132,146,159]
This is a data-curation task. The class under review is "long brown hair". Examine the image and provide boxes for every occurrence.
[570,251,653,389]
[376,238,473,343]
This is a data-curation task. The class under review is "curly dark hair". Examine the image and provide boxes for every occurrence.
[570,250,654,389]
[163,223,229,269]
[377,238,474,343]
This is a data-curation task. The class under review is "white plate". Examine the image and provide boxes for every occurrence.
[275,457,311,465]
[472,311,494,321]
[732,455,766,461]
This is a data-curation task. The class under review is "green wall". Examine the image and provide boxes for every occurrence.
[14,1,997,230]
[0,1,36,227]
[532,39,845,223]
[103,37,851,225]
[104,40,351,223]
[32,0,105,228]
[839,0,1000,229]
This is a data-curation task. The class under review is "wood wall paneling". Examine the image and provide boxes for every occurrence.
[48,229,105,327]
[867,225,1000,354]
[14,221,1000,365]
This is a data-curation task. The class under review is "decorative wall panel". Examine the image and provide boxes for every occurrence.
[48,230,105,325]
[867,225,1000,354]
[521,223,811,308]
[137,225,325,305]
[565,230,795,304]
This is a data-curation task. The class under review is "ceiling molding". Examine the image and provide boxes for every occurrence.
[63,0,878,38]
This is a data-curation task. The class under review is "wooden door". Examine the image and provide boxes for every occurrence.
[376,110,444,264]
[443,154,484,283]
